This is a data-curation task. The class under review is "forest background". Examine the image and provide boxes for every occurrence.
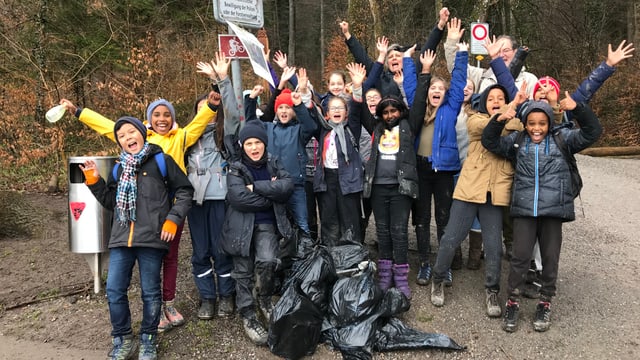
[0,0,638,191]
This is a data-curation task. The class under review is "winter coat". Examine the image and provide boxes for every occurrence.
[482,103,602,221]
[77,104,217,173]
[412,50,468,171]
[221,157,294,257]
[87,144,193,250]
[312,101,364,195]
[359,95,424,199]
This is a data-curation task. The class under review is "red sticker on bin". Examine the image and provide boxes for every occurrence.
[70,202,86,221]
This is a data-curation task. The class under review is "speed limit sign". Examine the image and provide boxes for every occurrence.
[470,22,489,55]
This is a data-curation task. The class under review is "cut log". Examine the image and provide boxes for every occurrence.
[579,146,640,157]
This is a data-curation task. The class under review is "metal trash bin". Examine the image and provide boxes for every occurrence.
[68,156,117,293]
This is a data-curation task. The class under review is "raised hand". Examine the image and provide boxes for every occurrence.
[291,91,302,106]
[606,40,634,67]
[457,41,469,52]
[377,36,389,56]
[59,98,78,115]
[196,60,216,80]
[420,49,437,74]
[512,81,528,106]
[403,44,417,58]
[273,50,288,69]
[279,66,297,89]
[497,103,517,122]
[339,21,351,39]
[78,160,100,183]
[559,91,577,111]
[208,90,221,106]
[483,35,504,60]
[212,52,231,80]
[250,85,264,99]
[438,7,450,30]
[297,68,309,92]
[346,63,367,88]
[447,17,465,42]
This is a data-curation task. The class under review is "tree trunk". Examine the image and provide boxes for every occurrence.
[288,0,295,64]
[367,0,382,38]
[320,0,325,73]
[35,0,47,123]
[631,2,640,47]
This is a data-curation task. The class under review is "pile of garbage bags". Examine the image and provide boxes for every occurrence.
[268,237,465,359]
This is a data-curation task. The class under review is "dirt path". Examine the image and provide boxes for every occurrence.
[1,154,639,359]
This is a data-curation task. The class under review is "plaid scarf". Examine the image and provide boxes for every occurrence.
[115,143,150,224]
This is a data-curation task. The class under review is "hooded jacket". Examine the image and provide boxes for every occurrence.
[87,144,193,250]
[482,102,602,221]
[453,84,524,206]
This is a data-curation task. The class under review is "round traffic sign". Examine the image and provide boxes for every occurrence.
[472,24,488,41]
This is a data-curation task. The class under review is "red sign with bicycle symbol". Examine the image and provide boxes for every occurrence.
[219,35,249,58]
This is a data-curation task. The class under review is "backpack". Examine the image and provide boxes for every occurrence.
[112,152,171,198]
[514,130,583,199]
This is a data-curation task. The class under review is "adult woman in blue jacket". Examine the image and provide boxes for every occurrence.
[412,44,468,285]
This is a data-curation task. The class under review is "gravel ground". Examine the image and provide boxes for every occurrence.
[0,154,639,359]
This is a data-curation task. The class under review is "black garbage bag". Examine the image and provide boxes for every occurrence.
[377,287,410,318]
[329,243,369,272]
[374,317,465,351]
[268,281,324,359]
[283,246,337,313]
[328,266,382,327]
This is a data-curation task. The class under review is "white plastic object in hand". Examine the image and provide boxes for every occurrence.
[46,104,66,123]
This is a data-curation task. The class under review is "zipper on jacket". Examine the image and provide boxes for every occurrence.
[127,222,135,247]
[533,143,539,217]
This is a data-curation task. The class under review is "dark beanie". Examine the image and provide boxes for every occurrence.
[239,120,268,146]
[520,101,554,125]
[114,116,148,147]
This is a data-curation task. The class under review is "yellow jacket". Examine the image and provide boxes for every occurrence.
[79,106,216,173]
[453,112,523,206]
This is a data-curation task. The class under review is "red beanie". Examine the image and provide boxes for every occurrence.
[533,76,560,98]
[274,89,294,112]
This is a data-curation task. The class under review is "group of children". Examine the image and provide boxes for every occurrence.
[63,6,634,359]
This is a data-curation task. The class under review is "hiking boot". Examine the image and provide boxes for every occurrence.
[164,300,185,326]
[485,289,502,317]
[138,333,157,360]
[242,315,268,346]
[451,246,463,270]
[502,299,520,332]
[444,269,453,287]
[533,301,552,332]
[393,263,411,299]
[416,262,432,286]
[430,281,445,307]
[110,334,135,360]
[157,310,172,333]
[197,299,215,320]
[217,296,235,318]
[258,296,273,323]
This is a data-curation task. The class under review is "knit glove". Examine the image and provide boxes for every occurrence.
[160,219,178,241]
[82,168,100,185]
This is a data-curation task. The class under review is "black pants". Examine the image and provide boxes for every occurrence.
[370,184,412,264]
[414,158,455,263]
[304,179,319,240]
[318,169,361,246]
[508,217,563,298]
[232,224,279,318]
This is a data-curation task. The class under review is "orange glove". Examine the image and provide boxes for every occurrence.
[82,168,100,185]
[160,219,178,241]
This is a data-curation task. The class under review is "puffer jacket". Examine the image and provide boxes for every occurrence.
[481,103,602,221]
[221,156,294,257]
[87,144,193,250]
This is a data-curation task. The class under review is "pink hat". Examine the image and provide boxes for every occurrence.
[533,76,560,97]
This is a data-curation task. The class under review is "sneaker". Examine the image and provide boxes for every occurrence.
[138,334,157,360]
[258,296,273,324]
[533,301,552,332]
[502,299,520,332]
[110,334,135,360]
[485,290,502,317]
[157,310,172,333]
[430,281,445,307]
[217,296,235,317]
[198,299,215,320]
[164,301,185,326]
[416,262,432,286]
[444,269,453,287]
[242,315,268,345]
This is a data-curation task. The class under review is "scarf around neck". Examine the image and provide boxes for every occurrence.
[320,116,350,163]
[115,143,151,224]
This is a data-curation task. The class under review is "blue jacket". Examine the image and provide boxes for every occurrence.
[481,103,602,222]
[413,51,468,171]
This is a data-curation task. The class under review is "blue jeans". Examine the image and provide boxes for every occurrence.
[107,246,165,337]
[188,200,235,300]
[288,184,310,233]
